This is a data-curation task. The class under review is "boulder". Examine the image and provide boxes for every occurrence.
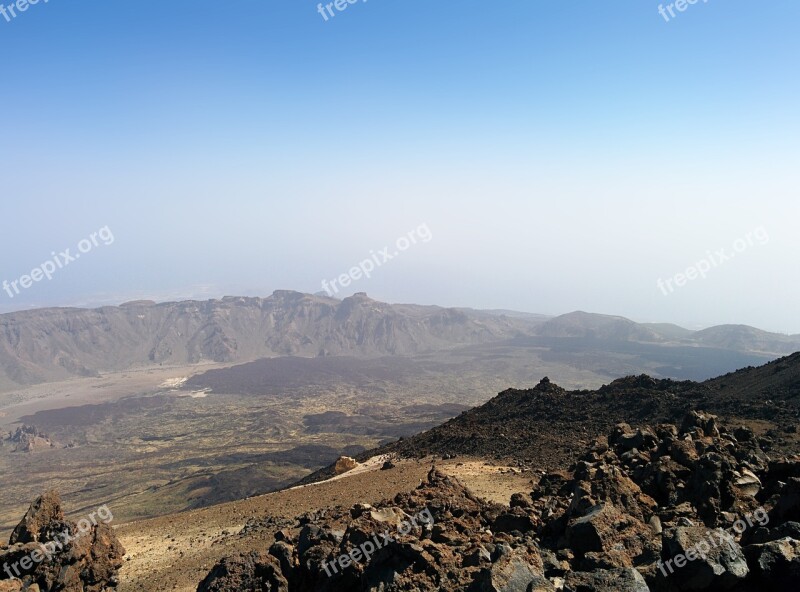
[570,464,657,523]
[564,567,650,592]
[769,477,800,523]
[744,537,800,589]
[732,468,761,498]
[659,526,748,590]
[492,510,536,534]
[9,491,63,544]
[565,504,657,564]
[470,548,546,592]
[334,456,358,475]
[0,492,125,592]
[746,521,800,545]
[681,411,720,439]
[196,551,288,592]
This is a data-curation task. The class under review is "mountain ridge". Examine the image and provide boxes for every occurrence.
[1,295,798,392]
[0,291,538,391]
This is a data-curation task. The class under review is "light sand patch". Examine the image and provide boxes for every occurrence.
[441,459,534,504]
[175,388,210,399]
[160,377,188,389]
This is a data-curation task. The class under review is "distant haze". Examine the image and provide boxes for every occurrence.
[0,2,798,333]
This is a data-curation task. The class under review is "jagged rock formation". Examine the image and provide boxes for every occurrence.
[0,491,125,591]
[3,426,57,453]
[198,412,800,591]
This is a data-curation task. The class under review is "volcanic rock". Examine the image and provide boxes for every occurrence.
[659,526,749,590]
[0,492,125,592]
[197,551,288,592]
[564,567,649,592]
[198,409,800,592]
[743,536,800,589]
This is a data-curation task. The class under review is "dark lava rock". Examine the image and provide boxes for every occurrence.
[0,492,125,592]
[658,526,749,590]
[198,409,800,591]
[197,551,288,591]
[744,537,800,589]
[564,567,650,592]
[9,491,64,545]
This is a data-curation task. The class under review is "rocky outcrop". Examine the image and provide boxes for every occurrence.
[659,526,749,590]
[4,426,57,453]
[333,456,358,475]
[198,411,800,591]
[9,491,64,544]
[0,492,125,591]
[744,536,800,588]
[197,551,288,592]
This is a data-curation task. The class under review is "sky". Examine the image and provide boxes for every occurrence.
[0,0,798,333]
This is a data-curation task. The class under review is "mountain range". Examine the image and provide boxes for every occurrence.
[0,292,798,391]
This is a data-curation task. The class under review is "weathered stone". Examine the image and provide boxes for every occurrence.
[744,537,800,588]
[197,551,288,592]
[493,511,536,534]
[566,504,656,562]
[733,468,761,498]
[463,545,492,567]
[649,516,663,535]
[9,491,64,544]
[269,540,295,581]
[682,411,720,439]
[0,492,124,592]
[747,521,800,545]
[525,576,557,591]
[509,493,532,509]
[471,548,545,592]
[564,567,649,592]
[770,477,800,523]
[349,503,372,519]
[659,526,748,590]
[368,507,409,526]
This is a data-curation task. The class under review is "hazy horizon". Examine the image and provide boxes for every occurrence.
[2,1,798,333]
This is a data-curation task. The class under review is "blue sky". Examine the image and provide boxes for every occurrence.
[1,1,798,332]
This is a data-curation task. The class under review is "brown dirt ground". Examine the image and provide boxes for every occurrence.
[115,456,533,592]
